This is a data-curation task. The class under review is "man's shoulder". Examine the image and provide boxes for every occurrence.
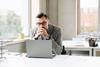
[48,24,60,31]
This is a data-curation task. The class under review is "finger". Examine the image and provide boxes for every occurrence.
[40,27,45,30]
[41,28,47,32]
[40,28,45,32]
[39,30,43,32]
[38,28,43,32]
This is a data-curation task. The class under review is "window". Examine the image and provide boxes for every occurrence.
[0,0,28,39]
[31,0,40,29]
[78,0,98,33]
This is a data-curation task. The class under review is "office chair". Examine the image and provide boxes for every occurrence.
[61,46,67,55]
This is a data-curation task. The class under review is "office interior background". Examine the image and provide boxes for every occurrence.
[0,0,100,56]
[0,0,99,40]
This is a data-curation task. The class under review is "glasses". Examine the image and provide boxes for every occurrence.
[36,21,47,25]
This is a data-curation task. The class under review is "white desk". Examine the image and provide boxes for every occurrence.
[63,41,93,56]
[93,47,100,56]
[0,54,100,67]
[92,42,100,56]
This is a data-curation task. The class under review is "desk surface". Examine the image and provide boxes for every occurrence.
[63,40,100,48]
[0,54,100,67]
[63,40,89,47]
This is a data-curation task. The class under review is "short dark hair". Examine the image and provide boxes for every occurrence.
[36,13,48,19]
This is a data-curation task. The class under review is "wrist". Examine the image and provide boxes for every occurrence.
[45,35,50,40]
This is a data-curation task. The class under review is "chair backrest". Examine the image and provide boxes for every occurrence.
[61,46,66,55]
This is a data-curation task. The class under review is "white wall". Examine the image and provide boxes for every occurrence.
[39,0,46,13]
[39,0,77,40]
[58,0,77,40]
[46,0,58,25]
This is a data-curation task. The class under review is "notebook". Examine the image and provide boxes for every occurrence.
[26,40,56,58]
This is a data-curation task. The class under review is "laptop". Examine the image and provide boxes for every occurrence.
[25,40,56,58]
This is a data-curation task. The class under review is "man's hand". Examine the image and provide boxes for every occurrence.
[38,27,49,37]
[35,27,49,38]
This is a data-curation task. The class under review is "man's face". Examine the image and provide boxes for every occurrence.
[36,16,48,29]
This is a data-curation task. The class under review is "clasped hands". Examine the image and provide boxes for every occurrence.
[35,27,49,38]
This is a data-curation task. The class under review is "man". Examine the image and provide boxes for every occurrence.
[31,13,63,55]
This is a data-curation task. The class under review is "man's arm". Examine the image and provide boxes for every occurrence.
[31,26,63,54]
[30,28,38,40]
[50,27,63,55]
